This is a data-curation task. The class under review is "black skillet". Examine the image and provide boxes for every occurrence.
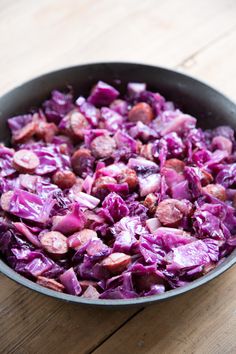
[0,63,235,307]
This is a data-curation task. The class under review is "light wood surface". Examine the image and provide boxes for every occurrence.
[0,1,236,353]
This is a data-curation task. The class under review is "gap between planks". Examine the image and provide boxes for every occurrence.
[87,307,144,354]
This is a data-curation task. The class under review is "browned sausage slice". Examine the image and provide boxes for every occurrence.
[36,276,65,292]
[52,170,76,189]
[117,168,138,191]
[92,176,117,199]
[202,184,227,201]
[13,121,37,143]
[70,111,89,138]
[143,193,158,214]
[67,229,97,250]
[90,135,116,159]
[0,191,13,211]
[128,102,153,124]
[71,148,94,177]
[140,143,154,161]
[13,149,40,173]
[156,199,188,226]
[102,252,131,274]
[164,158,185,173]
[40,231,68,255]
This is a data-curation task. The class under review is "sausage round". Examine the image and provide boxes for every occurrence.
[52,170,77,190]
[13,149,40,173]
[143,193,158,214]
[71,148,95,177]
[202,184,227,201]
[164,158,185,173]
[0,191,13,211]
[156,199,186,226]
[117,168,138,191]
[36,276,65,292]
[90,135,116,159]
[67,229,97,250]
[140,143,154,161]
[40,231,68,255]
[102,252,131,274]
[128,102,153,124]
[92,176,117,199]
[70,111,89,138]
[13,121,37,143]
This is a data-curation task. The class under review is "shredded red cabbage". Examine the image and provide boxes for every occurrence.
[0,80,235,299]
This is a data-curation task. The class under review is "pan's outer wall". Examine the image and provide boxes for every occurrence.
[0,62,236,307]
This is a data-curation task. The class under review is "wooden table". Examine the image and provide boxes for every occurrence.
[1,1,236,353]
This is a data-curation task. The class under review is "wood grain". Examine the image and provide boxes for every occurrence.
[0,0,236,353]
[93,267,236,354]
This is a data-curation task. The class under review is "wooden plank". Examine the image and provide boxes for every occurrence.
[0,0,236,96]
[10,299,138,354]
[0,276,138,354]
[92,267,236,354]
[178,27,236,101]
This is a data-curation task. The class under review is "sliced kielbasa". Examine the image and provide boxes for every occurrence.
[52,170,76,190]
[90,135,116,159]
[36,122,58,143]
[117,168,138,191]
[13,121,37,143]
[140,143,154,161]
[143,193,158,214]
[92,176,117,199]
[36,276,65,292]
[164,158,185,173]
[102,252,131,274]
[200,169,213,186]
[40,231,68,255]
[156,199,190,226]
[0,191,13,211]
[13,149,40,173]
[71,148,95,177]
[128,102,153,124]
[202,184,227,201]
[69,111,89,138]
[67,229,97,250]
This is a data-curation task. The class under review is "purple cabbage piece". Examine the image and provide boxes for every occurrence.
[161,112,196,136]
[216,164,236,188]
[139,91,165,115]
[129,121,158,141]
[213,125,235,142]
[88,81,119,107]
[8,189,55,224]
[154,227,196,251]
[114,130,137,154]
[139,234,166,265]
[60,268,82,295]
[100,107,123,132]
[100,193,129,223]
[52,203,86,235]
[70,191,100,209]
[0,146,16,177]
[127,82,146,99]
[166,240,217,271]
[43,90,74,124]
[8,114,33,136]
[110,99,128,116]
[76,97,99,126]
